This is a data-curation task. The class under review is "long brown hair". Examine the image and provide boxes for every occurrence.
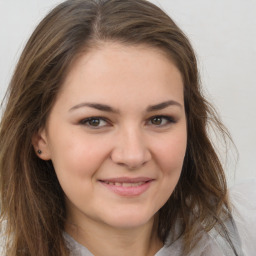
[0,0,236,255]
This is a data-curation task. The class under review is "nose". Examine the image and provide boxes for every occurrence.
[110,127,152,170]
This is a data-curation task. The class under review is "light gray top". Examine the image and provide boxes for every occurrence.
[63,227,235,256]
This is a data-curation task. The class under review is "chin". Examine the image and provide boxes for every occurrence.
[101,208,156,229]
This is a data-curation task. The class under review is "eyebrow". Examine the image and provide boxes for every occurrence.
[146,100,182,111]
[69,102,119,113]
[69,100,182,113]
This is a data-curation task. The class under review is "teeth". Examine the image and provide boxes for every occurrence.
[104,181,145,187]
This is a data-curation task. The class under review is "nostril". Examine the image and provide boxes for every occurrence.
[110,133,152,169]
[111,155,149,170]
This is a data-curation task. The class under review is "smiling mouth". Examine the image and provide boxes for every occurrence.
[98,178,154,196]
[100,181,147,187]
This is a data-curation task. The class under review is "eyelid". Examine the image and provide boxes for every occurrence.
[146,115,176,126]
[78,115,176,129]
[79,116,111,128]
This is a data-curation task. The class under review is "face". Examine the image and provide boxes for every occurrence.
[34,43,187,231]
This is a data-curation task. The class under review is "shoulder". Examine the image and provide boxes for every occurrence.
[0,236,5,256]
[229,178,256,255]
[159,179,256,256]
[0,220,7,256]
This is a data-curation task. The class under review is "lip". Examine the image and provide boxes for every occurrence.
[98,177,154,197]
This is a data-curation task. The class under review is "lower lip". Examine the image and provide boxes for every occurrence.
[99,181,153,197]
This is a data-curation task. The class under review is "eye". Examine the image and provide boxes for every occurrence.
[80,117,109,128]
[148,115,175,126]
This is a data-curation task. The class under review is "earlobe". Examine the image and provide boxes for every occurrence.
[32,129,51,160]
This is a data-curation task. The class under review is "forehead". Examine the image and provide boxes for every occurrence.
[57,42,184,107]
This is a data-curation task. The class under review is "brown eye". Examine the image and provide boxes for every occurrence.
[88,118,101,126]
[151,117,163,125]
[148,116,175,127]
[80,117,108,128]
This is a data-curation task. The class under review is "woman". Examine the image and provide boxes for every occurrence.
[0,0,255,255]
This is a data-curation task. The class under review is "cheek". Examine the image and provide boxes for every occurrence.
[155,130,187,174]
[49,131,111,182]
[50,136,112,208]
[148,132,187,213]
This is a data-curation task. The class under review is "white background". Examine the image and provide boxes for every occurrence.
[0,0,255,185]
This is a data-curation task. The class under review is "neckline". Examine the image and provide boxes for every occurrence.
[63,232,170,256]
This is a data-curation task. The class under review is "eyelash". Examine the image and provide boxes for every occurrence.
[79,115,176,129]
[147,115,176,126]
[79,117,110,128]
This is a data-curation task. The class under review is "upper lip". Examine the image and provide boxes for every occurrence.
[98,177,154,183]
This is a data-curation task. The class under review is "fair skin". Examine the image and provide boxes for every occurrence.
[33,43,187,256]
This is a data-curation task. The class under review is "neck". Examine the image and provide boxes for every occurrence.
[65,215,163,256]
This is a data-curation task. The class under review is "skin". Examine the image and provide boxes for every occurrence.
[33,42,187,256]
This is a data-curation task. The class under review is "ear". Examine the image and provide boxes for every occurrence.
[32,128,52,160]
